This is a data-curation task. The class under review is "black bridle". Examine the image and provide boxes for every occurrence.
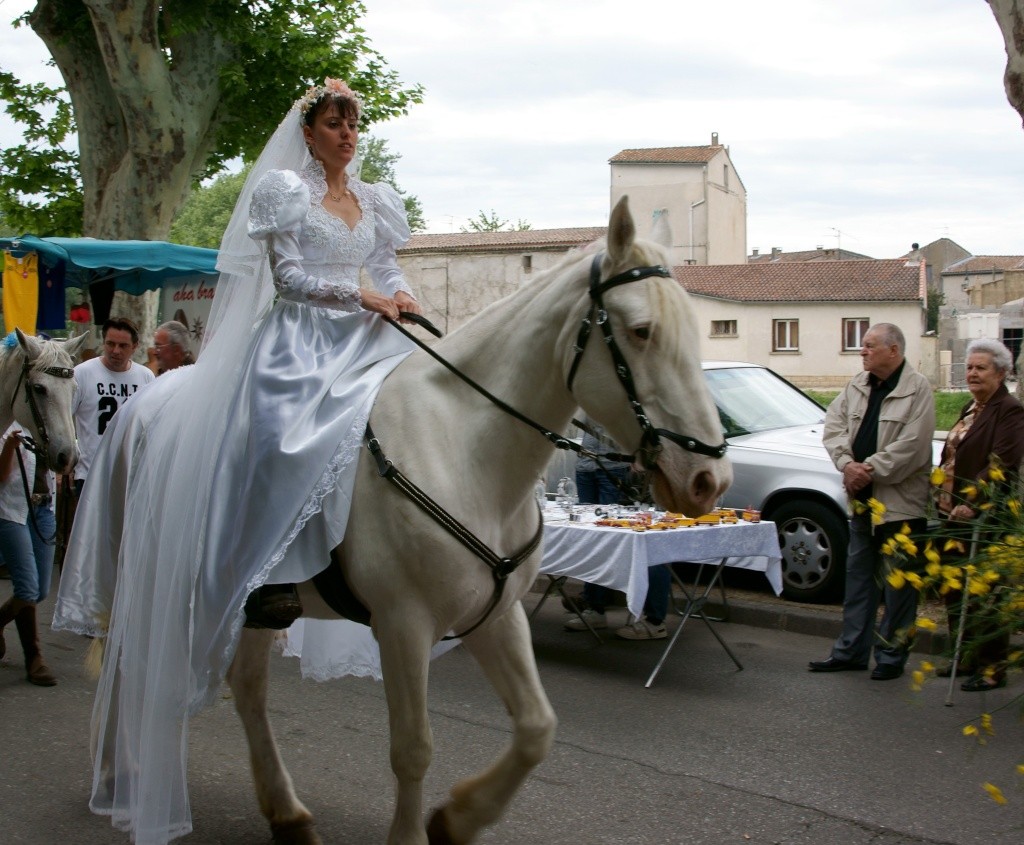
[7,355,75,544]
[566,254,727,468]
[9,355,75,469]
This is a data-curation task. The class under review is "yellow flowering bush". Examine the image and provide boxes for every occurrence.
[877,463,1024,804]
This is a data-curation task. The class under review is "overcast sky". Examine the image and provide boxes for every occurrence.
[2,0,1022,259]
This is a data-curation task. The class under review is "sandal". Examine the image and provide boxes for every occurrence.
[960,674,1007,692]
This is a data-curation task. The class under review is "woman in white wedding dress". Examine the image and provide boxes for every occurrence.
[53,78,423,844]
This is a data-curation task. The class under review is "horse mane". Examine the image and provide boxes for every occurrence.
[0,336,74,372]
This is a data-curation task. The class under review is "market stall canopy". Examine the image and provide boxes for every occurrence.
[0,235,219,295]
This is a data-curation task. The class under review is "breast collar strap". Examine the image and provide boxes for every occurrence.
[566,254,727,468]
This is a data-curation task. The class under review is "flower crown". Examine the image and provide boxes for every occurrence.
[294,77,361,117]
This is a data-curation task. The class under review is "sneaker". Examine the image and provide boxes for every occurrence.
[616,619,667,640]
[563,609,607,631]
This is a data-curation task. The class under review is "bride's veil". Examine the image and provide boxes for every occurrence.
[87,106,314,843]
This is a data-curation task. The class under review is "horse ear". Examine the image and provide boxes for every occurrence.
[62,331,91,361]
[607,195,636,264]
[651,209,672,250]
[14,327,42,361]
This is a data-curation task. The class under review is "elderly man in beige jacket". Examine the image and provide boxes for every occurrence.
[810,323,935,680]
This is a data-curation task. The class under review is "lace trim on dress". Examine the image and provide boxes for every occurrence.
[301,158,329,206]
[209,405,372,700]
[300,276,363,310]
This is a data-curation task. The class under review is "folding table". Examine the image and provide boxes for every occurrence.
[532,511,783,686]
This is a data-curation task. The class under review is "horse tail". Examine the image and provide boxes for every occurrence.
[83,622,108,680]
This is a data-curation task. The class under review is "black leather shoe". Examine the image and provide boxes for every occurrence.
[960,674,1007,692]
[808,657,868,672]
[870,664,903,681]
[244,584,302,630]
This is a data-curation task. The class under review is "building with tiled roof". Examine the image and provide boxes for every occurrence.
[747,246,873,263]
[394,227,608,335]
[609,135,747,266]
[400,227,605,255]
[675,259,928,387]
[941,254,1024,309]
[676,259,924,302]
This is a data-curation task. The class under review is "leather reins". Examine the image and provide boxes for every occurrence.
[369,251,727,637]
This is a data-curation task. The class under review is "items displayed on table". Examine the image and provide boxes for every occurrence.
[575,506,761,530]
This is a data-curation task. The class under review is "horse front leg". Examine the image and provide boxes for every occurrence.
[375,609,437,845]
[227,627,320,845]
[427,601,556,845]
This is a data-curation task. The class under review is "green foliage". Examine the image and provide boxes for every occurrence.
[461,210,532,233]
[1,0,423,236]
[169,166,251,248]
[926,285,946,333]
[0,70,82,235]
[169,135,423,247]
[358,136,425,232]
[933,391,970,431]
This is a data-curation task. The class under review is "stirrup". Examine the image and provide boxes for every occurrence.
[244,583,302,630]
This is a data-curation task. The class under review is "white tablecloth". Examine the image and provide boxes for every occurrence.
[540,514,783,617]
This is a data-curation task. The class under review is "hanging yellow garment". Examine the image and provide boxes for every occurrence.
[3,251,39,334]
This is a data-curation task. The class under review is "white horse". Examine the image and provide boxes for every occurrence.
[227,197,733,845]
[0,328,87,473]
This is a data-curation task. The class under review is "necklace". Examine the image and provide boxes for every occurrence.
[326,186,350,202]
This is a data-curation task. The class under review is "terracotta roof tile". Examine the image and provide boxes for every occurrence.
[675,259,923,302]
[747,247,873,263]
[399,227,606,255]
[942,255,1024,274]
[609,146,722,164]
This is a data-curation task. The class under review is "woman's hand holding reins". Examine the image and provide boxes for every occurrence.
[394,291,423,324]
[359,289,402,321]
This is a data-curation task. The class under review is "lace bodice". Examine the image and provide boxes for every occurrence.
[248,161,413,311]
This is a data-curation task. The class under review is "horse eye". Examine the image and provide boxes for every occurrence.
[32,383,47,396]
[632,326,651,341]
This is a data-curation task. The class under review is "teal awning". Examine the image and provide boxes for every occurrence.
[0,235,218,294]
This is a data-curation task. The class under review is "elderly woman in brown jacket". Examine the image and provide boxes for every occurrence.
[937,337,1024,691]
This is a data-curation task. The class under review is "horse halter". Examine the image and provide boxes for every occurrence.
[10,355,75,468]
[566,254,727,470]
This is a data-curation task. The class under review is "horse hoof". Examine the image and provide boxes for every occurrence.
[426,806,464,845]
[271,817,322,845]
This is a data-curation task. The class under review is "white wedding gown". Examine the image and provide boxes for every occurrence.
[53,161,417,843]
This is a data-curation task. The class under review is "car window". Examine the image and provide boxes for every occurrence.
[702,366,826,437]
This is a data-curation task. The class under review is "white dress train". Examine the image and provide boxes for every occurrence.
[53,162,417,844]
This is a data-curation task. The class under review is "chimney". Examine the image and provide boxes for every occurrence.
[751,248,759,257]
[711,132,719,146]
[771,247,781,259]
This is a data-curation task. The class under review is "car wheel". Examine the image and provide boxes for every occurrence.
[768,500,848,603]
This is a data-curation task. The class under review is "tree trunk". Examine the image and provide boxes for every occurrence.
[989,0,1024,127]
[29,0,232,348]
[29,0,230,240]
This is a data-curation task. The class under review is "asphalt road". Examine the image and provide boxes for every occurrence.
[2,583,1022,845]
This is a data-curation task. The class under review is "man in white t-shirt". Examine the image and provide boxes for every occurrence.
[72,317,155,495]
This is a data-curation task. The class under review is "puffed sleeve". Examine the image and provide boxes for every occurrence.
[364,183,415,298]
[247,170,310,240]
[248,169,362,311]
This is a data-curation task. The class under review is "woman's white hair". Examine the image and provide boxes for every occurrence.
[966,337,1013,373]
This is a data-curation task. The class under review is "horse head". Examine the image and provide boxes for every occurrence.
[564,196,732,516]
[6,329,88,473]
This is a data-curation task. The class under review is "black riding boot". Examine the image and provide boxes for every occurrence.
[244,583,302,630]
